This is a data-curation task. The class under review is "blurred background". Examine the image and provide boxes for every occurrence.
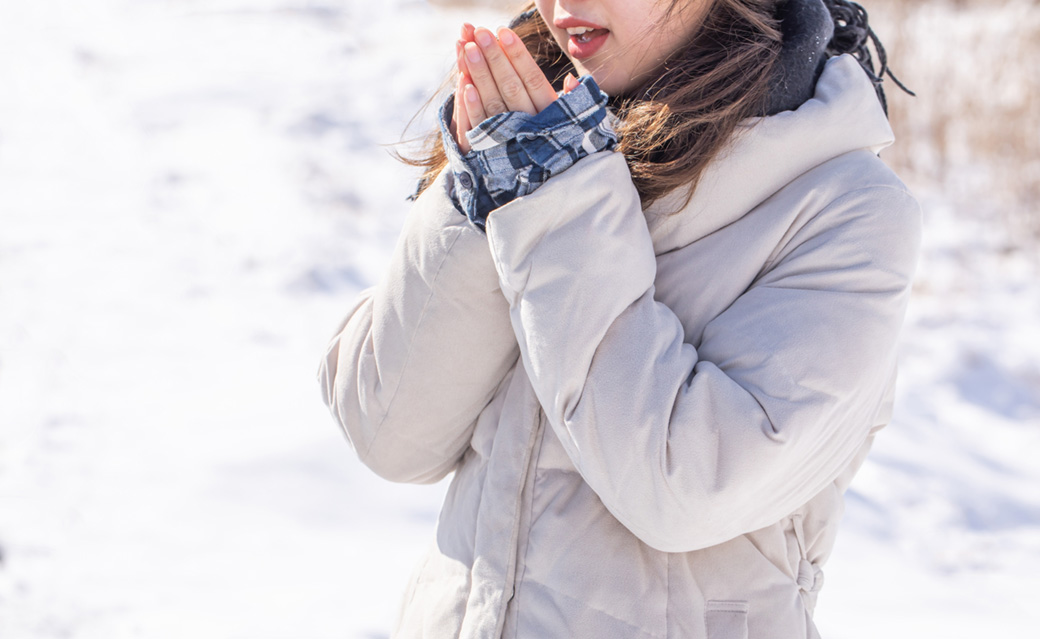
[0,0,1037,637]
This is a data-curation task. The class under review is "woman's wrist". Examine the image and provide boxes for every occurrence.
[438,77,617,231]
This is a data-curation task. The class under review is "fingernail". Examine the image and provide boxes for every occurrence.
[476,30,493,47]
[465,43,481,63]
[498,28,515,45]
[465,85,478,103]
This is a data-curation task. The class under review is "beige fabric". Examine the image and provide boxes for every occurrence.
[319,55,921,638]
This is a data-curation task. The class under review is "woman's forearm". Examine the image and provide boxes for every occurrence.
[318,169,518,484]
[485,151,920,551]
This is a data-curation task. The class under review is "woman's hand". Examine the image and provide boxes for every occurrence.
[452,23,578,154]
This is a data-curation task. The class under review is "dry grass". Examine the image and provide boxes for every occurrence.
[867,0,1040,240]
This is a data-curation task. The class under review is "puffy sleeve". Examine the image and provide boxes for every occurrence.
[318,169,518,484]
[484,150,921,552]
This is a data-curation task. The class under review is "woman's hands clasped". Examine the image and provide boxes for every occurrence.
[453,23,579,154]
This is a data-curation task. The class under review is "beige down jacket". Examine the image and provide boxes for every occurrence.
[319,55,921,639]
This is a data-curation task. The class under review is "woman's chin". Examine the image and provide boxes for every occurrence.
[575,64,632,97]
[571,65,616,95]
[588,74,624,97]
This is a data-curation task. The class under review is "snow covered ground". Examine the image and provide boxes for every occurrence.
[1,1,1037,637]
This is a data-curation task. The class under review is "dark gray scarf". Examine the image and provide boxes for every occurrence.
[765,0,913,116]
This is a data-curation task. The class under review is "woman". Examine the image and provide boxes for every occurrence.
[320,0,920,636]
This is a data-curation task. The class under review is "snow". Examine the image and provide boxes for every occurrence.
[1,1,1037,637]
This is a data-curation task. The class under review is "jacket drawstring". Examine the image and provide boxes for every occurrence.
[791,514,825,595]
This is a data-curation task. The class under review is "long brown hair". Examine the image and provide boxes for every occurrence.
[403,0,783,212]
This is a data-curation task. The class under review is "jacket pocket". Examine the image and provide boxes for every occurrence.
[705,600,748,639]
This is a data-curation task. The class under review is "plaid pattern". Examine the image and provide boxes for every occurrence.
[438,76,618,231]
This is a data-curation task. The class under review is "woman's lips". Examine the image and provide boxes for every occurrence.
[567,29,609,58]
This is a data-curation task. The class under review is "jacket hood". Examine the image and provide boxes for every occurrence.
[644,54,895,255]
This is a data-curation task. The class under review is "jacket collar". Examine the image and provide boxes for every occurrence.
[643,54,894,256]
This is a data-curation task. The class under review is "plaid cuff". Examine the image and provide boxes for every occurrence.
[438,76,618,231]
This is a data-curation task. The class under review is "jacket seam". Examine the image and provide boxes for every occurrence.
[507,411,546,638]
[665,551,671,638]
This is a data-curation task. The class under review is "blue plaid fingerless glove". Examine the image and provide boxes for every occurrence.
[438,76,618,231]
